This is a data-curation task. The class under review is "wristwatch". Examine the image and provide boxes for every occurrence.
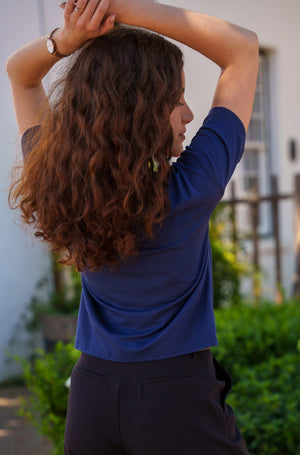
[46,28,68,58]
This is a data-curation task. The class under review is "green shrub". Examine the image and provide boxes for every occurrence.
[228,352,300,455]
[213,300,300,377]
[17,341,80,455]
[17,301,300,455]
[210,203,250,307]
[213,300,300,455]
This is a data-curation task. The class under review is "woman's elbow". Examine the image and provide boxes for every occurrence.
[6,53,18,81]
[245,30,259,57]
[240,30,259,71]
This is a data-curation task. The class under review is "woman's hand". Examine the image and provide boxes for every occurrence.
[6,0,116,135]
[55,0,116,56]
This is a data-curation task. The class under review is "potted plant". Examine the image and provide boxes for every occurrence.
[25,254,81,352]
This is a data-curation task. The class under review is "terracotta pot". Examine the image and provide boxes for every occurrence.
[41,314,77,351]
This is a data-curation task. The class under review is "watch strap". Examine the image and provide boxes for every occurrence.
[47,28,68,58]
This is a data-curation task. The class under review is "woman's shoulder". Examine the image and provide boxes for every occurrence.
[168,106,246,209]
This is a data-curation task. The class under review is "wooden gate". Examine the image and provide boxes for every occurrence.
[224,174,300,303]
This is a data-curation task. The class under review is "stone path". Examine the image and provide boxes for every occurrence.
[0,386,53,455]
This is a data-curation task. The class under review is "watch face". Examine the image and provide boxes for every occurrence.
[46,38,54,54]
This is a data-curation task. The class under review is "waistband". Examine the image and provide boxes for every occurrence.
[76,347,212,374]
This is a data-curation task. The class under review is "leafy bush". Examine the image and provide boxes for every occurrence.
[228,352,300,455]
[17,341,80,455]
[213,300,300,455]
[210,203,250,307]
[18,301,300,455]
[213,300,300,376]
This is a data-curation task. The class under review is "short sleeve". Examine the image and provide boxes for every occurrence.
[21,125,41,159]
[169,107,245,211]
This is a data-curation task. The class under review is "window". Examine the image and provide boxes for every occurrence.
[242,51,272,235]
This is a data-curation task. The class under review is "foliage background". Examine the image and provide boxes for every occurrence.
[213,301,300,455]
[210,203,251,308]
[17,300,300,455]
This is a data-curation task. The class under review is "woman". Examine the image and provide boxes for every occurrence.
[7,0,259,453]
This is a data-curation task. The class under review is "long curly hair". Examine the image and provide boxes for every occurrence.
[9,27,184,271]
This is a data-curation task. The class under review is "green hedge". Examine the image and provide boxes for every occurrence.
[210,203,250,308]
[17,342,80,455]
[228,353,300,455]
[212,300,300,455]
[18,301,300,455]
[213,300,300,371]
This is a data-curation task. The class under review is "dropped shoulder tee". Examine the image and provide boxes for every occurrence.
[21,107,246,362]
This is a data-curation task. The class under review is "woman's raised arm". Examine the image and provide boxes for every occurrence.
[6,0,115,136]
[7,0,259,136]
[110,0,259,131]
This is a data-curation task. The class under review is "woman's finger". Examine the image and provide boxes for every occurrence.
[89,0,111,28]
[64,0,76,19]
[78,0,101,21]
[98,14,115,36]
[71,0,89,15]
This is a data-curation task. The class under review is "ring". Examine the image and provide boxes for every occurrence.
[74,2,84,12]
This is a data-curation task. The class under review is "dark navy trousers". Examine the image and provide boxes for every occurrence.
[64,349,249,455]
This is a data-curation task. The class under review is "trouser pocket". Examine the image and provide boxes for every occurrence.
[212,356,233,412]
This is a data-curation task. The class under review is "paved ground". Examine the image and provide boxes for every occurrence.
[0,386,53,455]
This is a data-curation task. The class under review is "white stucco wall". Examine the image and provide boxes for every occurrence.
[0,0,63,382]
[1,0,299,380]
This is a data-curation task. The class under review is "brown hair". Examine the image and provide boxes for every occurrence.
[9,27,184,271]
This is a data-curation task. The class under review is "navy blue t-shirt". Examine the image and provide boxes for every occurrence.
[21,107,245,362]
